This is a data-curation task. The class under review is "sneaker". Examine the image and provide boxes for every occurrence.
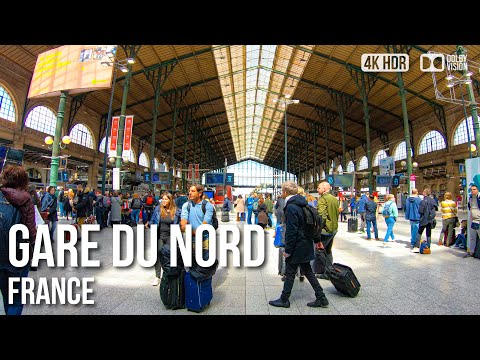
[375,238,380,241]
[410,247,419,253]
[366,237,372,240]
[463,252,474,258]
[151,277,161,286]
[307,295,329,308]
[269,298,290,308]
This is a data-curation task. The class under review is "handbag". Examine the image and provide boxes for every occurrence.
[40,210,49,221]
[431,218,437,229]
[471,222,480,230]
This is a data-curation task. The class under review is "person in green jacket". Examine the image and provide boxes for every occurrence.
[316,181,339,279]
[264,193,274,228]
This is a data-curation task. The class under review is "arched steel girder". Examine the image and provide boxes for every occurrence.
[293,45,446,112]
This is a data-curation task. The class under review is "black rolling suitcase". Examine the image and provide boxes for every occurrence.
[318,246,361,297]
[348,209,358,232]
[160,269,186,310]
[221,211,230,222]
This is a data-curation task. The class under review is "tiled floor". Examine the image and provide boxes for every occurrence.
[2,210,480,315]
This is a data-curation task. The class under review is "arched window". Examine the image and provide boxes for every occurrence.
[358,156,368,170]
[373,150,387,167]
[337,164,343,174]
[393,141,413,161]
[453,117,475,145]
[154,158,160,171]
[139,152,149,168]
[98,136,112,153]
[25,106,56,135]
[70,123,94,149]
[419,130,446,155]
[162,162,168,172]
[347,161,355,173]
[127,149,136,164]
[309,171,314,183]
[321,170,325,180]
[0,84,16,122]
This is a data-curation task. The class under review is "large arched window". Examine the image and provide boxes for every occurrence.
[162,162,168,172]
[98,136,112,153]
[321,170,326,180]
[70,123,94,149]
[453,117,475,145]
[347,160,355,173]
[154,158,160,171]
[394,141,413,161]
[419,130,446,155]
[25,106,56,135]
[373,150,388,167]
[0,84,16,122]
[337,164,343,174]
[358,156,368,170]
[127,149,136,164]
[139,152,149,168]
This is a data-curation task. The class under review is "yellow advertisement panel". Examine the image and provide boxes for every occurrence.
[28,45,117,99]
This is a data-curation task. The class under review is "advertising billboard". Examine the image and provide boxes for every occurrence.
[28,45,117,99]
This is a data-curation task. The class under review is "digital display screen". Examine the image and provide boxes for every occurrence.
[334,174,353,188]
[204,190,215,199]
[205,173,234,185]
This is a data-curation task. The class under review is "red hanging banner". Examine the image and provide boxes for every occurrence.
[123,115,134,159]
[109,116,120,158]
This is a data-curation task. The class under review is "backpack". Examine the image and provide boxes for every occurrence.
[252,201,259,211]
[258,210,268,225]
[382,202,392,218]
[0,191,26,263]
[302,204,324,243]
[132,198,141,209]
[146,195,154,206]
[188,200,218,229]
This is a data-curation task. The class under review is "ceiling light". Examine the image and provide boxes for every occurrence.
[446,75,454,80]
[466,70,473,77]
[446,82,454,88]
[126,58,135,64]
[464,79,472,85]
[285,94,291,99]
[120,65,128,73]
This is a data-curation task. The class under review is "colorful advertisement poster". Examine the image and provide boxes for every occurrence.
[379,156,395,176]
[28,45,117,99]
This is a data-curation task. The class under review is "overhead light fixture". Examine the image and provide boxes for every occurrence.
[446,82,454,88]
[126,58,135,64]
[285,94,291,99]
[446,75,454,80]
[464,79,472,85]
[466,70,473,77]
[119,65,128,73]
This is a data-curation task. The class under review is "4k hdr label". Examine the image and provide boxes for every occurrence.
[361,54,409,72]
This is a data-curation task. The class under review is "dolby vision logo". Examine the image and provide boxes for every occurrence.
[420,53,445,72]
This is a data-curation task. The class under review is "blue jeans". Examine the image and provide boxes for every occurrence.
[0,263,30,315]
[59,202,65,217]
[410,221,420,247]
[49,220,57,241]
[366,220,378,239]
[268,213,274,227]
[131,209,140,223]
[247,208,253,224]
[384,217,396,242]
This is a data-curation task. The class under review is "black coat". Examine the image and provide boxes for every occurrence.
[365,200,377,221]
[284,194,314,264]
[74,192,89,217]
[419,196,437,227]
[47,194,58,221]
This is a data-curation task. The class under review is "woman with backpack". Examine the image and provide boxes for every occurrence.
[257,198,269,228]
[130,193,142,224]
[381,194,398,244]
[0,165,37,315]
[146,192,181,286]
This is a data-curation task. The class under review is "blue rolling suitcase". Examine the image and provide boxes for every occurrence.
[184,271,213,312]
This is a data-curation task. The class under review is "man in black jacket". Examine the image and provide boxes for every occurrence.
[269,181,329,309]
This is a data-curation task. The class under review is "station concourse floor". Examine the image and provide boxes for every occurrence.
[3,209,480,316]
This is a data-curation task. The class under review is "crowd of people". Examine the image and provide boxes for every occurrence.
[2,162,479,315]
